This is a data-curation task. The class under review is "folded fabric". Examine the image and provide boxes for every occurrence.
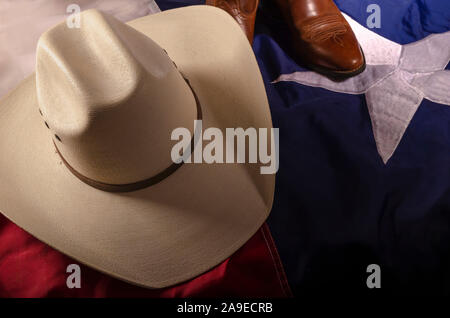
[0,216,290,297]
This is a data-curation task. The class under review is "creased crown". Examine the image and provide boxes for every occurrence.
[36,9,197,184]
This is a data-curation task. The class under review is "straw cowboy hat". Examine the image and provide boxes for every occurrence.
[0,6,275,288]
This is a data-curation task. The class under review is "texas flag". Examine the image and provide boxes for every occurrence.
[256,0,450,297]
[0,0,449,297]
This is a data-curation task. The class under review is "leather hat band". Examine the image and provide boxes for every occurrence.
[54,74,202,193]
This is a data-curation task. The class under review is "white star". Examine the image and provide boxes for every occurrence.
[273,14,450,163]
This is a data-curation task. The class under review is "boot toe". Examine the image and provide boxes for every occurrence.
[296,31,366,78]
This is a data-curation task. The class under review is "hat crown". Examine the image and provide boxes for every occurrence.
[36,9,197,185]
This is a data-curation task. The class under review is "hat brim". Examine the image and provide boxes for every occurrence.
[0,6,275,288]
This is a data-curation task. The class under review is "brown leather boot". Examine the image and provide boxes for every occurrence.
[276,0,365,79]
[206,0,259,44]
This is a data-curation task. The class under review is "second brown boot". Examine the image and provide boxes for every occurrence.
[276,0,366,80]
[206,0,259,44]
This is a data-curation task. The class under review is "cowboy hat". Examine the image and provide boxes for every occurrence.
[0,6,275,288]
